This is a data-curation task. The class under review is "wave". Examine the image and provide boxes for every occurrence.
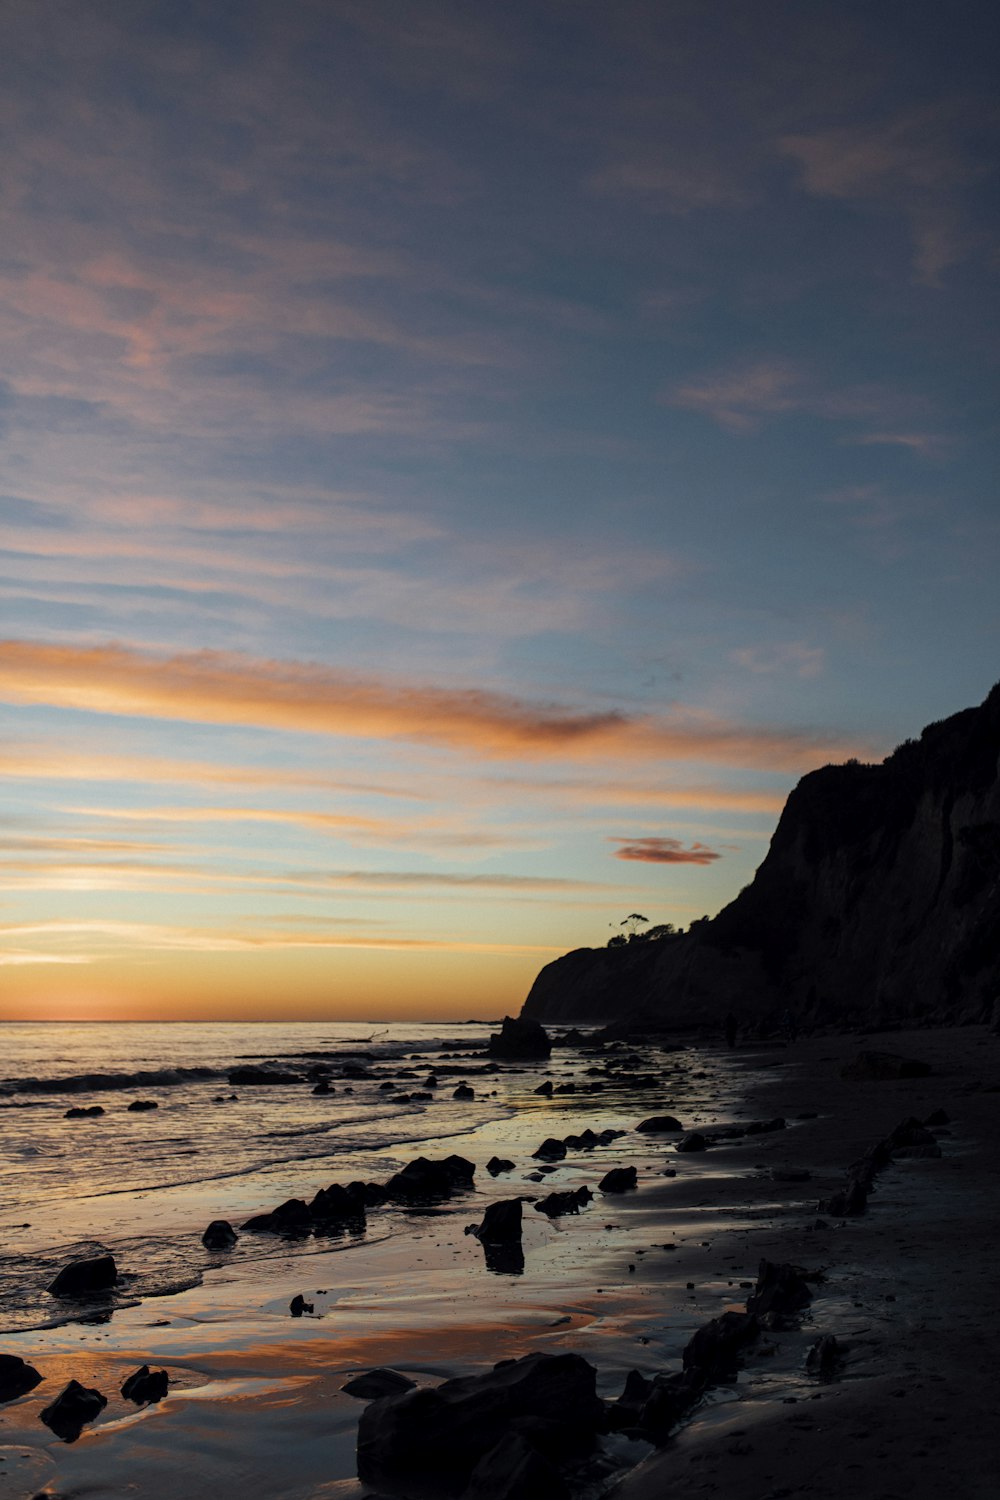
[1,1065,221,1095]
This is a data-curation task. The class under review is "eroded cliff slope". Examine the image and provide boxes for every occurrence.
[522,684,1000,1030]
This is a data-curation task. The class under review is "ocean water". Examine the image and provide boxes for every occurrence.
[0,1020,519,1332]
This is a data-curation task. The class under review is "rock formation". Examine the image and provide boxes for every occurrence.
[521,683,1000,1030]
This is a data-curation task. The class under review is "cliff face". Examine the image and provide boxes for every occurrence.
[522,684,1000,1030]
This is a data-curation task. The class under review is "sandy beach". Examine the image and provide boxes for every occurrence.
[2,1025,997,1500]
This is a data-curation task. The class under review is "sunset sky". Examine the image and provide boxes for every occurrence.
[1,1,997,1020]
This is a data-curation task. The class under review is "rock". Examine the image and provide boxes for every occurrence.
[487,1016,552,1061]
[39,1379,107,1441]
[746,1260,813,1320]
[531,1138,566,1161]
[47,1254,118,1298]
[453,1084,475,1100]
[840,1051,932,1081]
[820,1180,868,1217]
[805,1334,843,1377]
[356,1351,601,1497]
[888,1116,939,1149]
[534,1081,554,1096]
[924,1108,950,1126]
[385,1155,476,1202]
[227,1066,303,1085]
[310,1184,366,1224]
[242,1197,313,1234]
[312,1079,334,1094]
[121,1365,169,1403]
[637,1369,707,1442]
[532,1187,591,1218]
[474,1199,523,1244]
[202,1219,238,1249]
[683,1311,758,1380]
[0,1353,43,1402]
[675,1132,708,1153]
[599,1167,637,1193]
[487,1157,515,1176]
[289,1294,313,1316]
[553,1082,576,1094]
[463,1432,569,1499]
[745,1116,786,1134]
[127,1099,158,1111]
[635,1115,683,1133]
[64,1105,104,1118]
[343,1367,416,1400]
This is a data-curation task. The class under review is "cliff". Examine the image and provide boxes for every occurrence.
[521,683,1000,1030]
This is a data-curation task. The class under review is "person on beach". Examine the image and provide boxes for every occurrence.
[724,1012,738,1049]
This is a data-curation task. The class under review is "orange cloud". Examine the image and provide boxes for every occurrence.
[611,837,722,865]
[0,640,858,770]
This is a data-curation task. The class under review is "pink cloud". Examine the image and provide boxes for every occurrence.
[610,837,722,865]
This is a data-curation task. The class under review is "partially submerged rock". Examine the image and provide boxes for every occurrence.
[201,1219,238,1249]
[65,1105,104,1118]
[806,1334,843,1378]
[531,1138,566,1161]
[473,1199,523,1244]
[289,1294,313,1316]
[683,1311,758,1381]
[599,1166,637,1193]
[0,1353,42,1402]
[121,1365,169,1403]
[47,1254,118,1298]
[343,1367,416,1400]
[533,1187,591,1218]
[635,1115,683,1133]
[487,1157,515,1176]
[39,1379,107,1441]
[746,1259,813,1322]
[675,1132,708,1153]
[127,1099,158,1112]
[356,1351,601,1497]
[384,1155,476,1202]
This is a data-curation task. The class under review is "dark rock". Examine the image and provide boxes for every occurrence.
[464,1432,569,1499]
[312,1080,334,1095]
[745,1116,786,1134]
[675,1132,708,1153]
[290,1294,313,1316]
[39,1379,107,1441]
[65,1105,104,1118]
[227,1066,303,1085]
[924,1108,950,1126]
[126,1099,158,1112]
[47,1254,118,1298]
[599,1167,638,1193]
[888,1117,939,1149]
[840,1051,932,1081]
[474,1199,523,1244]
[356,1351,601,1497]
[453,1084,475,1100]
[531,1138,566,1161]
[534,1081,553,1096]
[746,1259,813,1320]
[121,1365,169,1403]
[242,1197,313,1234]
[487,1157,515,1176]
[683,1311,758,1380]
[310,1184,366,1224]
[533,1187,592,1218]
[635,1115,683,1133]
[201,1219,238,1249]
[0,1353,43,1402]
[553,1082,576,1094]
[343,1367,416,1400]
[385,1155,476,1202]
[598,1128,625,1143]
[805,1334,843,1378]
[349,1180,388,1207]
[487,1016,552,1061]
[638,1368,707,1442]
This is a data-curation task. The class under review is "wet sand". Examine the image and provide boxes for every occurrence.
[2,1027,997,1499]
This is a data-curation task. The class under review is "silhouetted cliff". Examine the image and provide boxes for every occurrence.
[521,683,1000,1030]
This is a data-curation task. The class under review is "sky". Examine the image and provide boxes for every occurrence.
[1,0,997,1021]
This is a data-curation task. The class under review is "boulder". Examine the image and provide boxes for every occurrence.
[746,1260,813,1321]
[453,1084,475,1100]
[343,1367,416,1400]
[635,1115,683,1133]
[534,1081,554,1096]
[474,1199,522,1244]
[683,1311,758,1380]
[806,1334,843,1377]
[385,1155,475,1202]
[310,1184,365,1224]
[599,1167,637,1193]
[227,1066,303,1085]
[487,1016,552,1061]
[201,1219,238,1250]
[39,1379,107,1441]
[486,1157,515,1176]
[121,1365,169,1403]
[65,1105,104,1118]
[356,1351,601,1497]
[637,1369,706,1443]
[290,1294,313,1316]
[127,1099,158,1112]
[0,1353,42,1402]
[532,1187,591,1218]
[840,1051,931,1081]
[531,1138,566,1162]
[312,1080,334,1095]
[675,1132,708,1153]
[47,1254,118,1298]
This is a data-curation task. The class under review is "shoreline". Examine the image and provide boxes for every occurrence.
[1,1026,995,1497]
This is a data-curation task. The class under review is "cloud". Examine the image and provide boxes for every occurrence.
[666,360,803,433]
[610,837,722,865]
[731,643,825,679]
[0,639,858,771]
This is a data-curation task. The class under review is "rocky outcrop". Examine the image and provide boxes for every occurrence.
[522,683,1000,1030]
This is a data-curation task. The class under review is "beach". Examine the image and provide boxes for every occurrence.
[0,1024,996,1498]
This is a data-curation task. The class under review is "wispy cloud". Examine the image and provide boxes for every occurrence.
[0,640,858,770]
[731,643,825,680]
[610,837,722,865]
